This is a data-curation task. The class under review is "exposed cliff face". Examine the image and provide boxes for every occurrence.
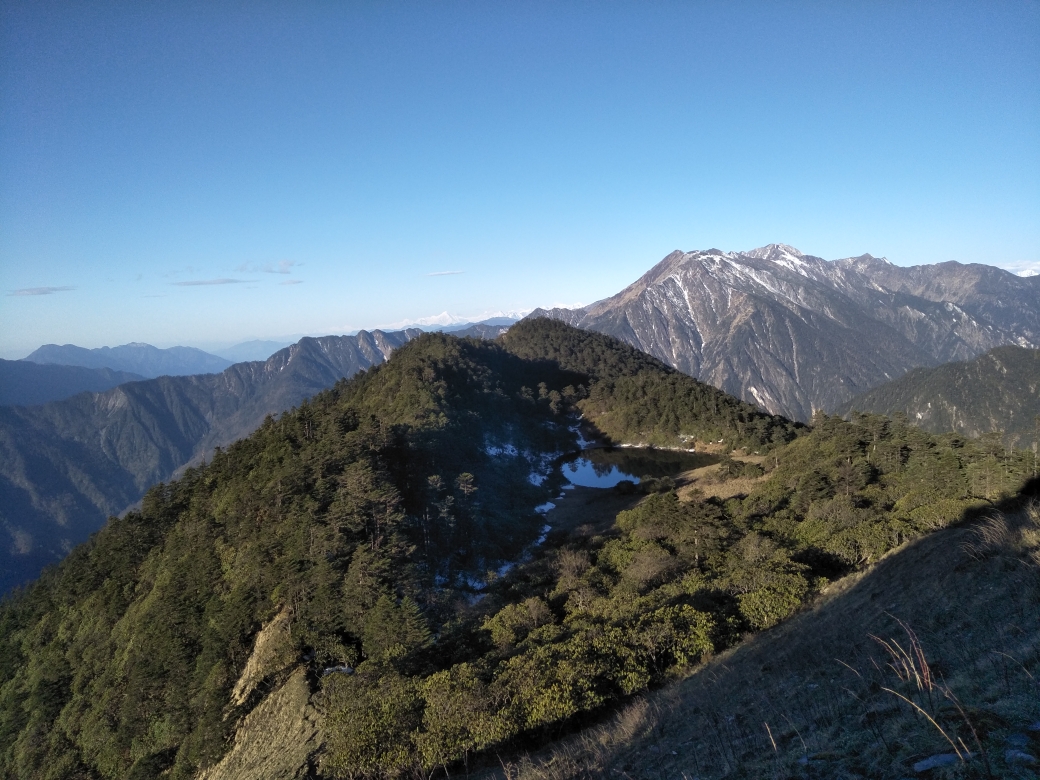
[0,329,419,592]
[195,668,320,780]
[530,245,1040,421]
[230,607,296,708]
[196,609,319,780]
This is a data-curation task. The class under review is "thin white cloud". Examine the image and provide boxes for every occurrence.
[267,260,299,274]
[426,270,464,276]
[172,278,246,287]
[378,308,532,330]
[236,260,301,274]
[280,279,303,285]
[8,286,76,296]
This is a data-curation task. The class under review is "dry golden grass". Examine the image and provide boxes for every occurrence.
[487,498,1040,779]
[674,452,770,502]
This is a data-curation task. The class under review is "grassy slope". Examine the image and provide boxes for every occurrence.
[494,491,1040,779]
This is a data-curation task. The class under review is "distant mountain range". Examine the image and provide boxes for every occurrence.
[0,360,145,406]
[838,345,1040,443]
[213,339,294,363]
[3,318,1034,780]
[530,244,1040,421]
[448,321,515,339]
[23,341,233,377]
[438,316,518,332]
[5,251,1037,591]
[0,329,418,592]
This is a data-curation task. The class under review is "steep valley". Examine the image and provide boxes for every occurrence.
[0,329,417,592]
[1,321,1034,780]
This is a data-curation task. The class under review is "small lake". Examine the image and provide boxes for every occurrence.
[559,448,719,488]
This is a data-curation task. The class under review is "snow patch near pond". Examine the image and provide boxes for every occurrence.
[485,443,519,457]
[463,523,554,595]
[495,524,552,578]
[569,424,595,450]
[526,448,564,486]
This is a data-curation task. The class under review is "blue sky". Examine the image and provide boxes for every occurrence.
[2,1,1038,357]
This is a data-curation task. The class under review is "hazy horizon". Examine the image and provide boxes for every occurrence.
[3,2,1038,357]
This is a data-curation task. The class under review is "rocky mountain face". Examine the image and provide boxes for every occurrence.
[0,329,418,592]
[23,341,234,377]
[0,360,145,406]
[529,244,1040,421]
[837,345,1040,444]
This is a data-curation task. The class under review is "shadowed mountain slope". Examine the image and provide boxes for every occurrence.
[837,345,1040,444]
[493,487,1040,780]
[0,330,417,592]
[529,244,1040,421]
[0,360,144,406]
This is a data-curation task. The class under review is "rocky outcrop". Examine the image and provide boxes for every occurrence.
[196,667,321,780]
[230,607,296,708]
[197,608,316,780]
[529,245,1039,421]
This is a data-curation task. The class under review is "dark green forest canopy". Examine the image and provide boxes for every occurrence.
[837,344,1040,444]
[1,323,1034,779]
[502,318,803,450]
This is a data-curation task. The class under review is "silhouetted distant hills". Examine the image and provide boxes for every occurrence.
[837,345,1040,443]
[0,359,145,406]
[439,316,518,332]
[23,341,233,377]
[0,329,418,591]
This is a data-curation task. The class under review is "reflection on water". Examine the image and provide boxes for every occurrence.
[560,458,634,488]
[560,448,719,488]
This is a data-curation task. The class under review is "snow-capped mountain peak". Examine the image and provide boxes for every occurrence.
[743,243,811,274]
[527,244,1040,422]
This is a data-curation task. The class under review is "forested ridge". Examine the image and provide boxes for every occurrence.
[837,344,1040,443]
[0,329,415,593]
[502,319,802,450]
[0,321,1034,779]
